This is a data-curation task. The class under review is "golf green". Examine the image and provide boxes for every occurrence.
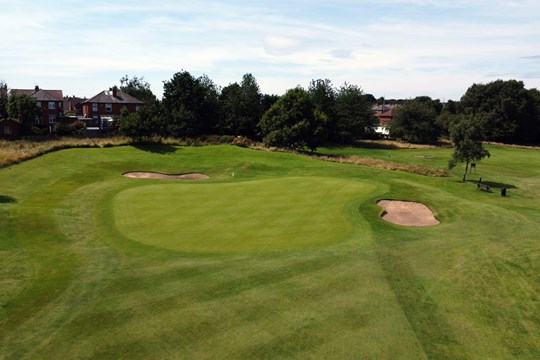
[113,177,376,253]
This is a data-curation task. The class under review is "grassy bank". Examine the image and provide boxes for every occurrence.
[0,143,538,359]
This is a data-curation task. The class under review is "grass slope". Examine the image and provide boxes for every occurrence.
[0,143,539,359]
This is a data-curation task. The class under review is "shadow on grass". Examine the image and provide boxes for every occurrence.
[0,195,16,203]
[466,179,517,189]
[133,143,178,154]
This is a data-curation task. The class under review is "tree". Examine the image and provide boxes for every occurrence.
[116,103,164,141]
[449,115,490,182]
[119,75,157,104]
[258,87,327,151]
[459,79,539,143]
[162,71,220,137]
[219,73,262,137]
[334,83,378,143]
[219,82,242,134]
[7,92,41,133]
[0,80,8,119]
[308,79,337,140]
[389,97,441,144]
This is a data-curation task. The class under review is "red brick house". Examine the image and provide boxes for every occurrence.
[82,87,144,119]
[12,86,64,128]
[0,118,21,140]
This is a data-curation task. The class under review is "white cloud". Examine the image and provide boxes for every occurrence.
[1,0,539,99]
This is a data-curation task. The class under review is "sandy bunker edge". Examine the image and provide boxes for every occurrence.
[123,171,209,179]
[377,199,439,226]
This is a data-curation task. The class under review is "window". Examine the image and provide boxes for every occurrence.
[136,105,141,112]
[36,101,42,108]
[105,103,112,112]
[49,115,56,123]
[92,103,98,112]
[4,126,12,135]
[34,116,42,125]
[48,101,56,110]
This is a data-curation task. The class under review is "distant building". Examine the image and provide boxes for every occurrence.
[82,86,144,119]
[0,118,21,140]
[64,96,86,117]
[372,104,399,138]
[12,86,64,129]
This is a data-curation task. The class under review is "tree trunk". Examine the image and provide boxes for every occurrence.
[462,161,469,182]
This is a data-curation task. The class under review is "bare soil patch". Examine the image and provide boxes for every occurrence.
[123,171,209,179]
[377,199,439,226]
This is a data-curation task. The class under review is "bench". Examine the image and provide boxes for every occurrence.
[477,182,491,192]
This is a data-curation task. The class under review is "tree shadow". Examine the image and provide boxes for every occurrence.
[133,143,179,154]
[0,195,16,204]
[466,179,517,189]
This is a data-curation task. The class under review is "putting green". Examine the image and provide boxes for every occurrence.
[113,176,376,253]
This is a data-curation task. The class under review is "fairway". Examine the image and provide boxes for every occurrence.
[114,177,375,253]
[1,143,539,359]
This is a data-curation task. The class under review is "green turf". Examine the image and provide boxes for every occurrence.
[113,177,375,253]
[0,143,539,359]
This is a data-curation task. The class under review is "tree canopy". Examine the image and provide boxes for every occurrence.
[389,97,441,144]
[258,87,327,151]
[119,75,157,104]
[459,79,540,144]
[0,80,8,119]
[449,114,491,182]
[7,92,41,133]
[162,71,220,137]
[334,83,378,143]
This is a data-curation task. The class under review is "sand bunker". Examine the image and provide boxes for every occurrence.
[123,171,209,180]
[377,199,439,226]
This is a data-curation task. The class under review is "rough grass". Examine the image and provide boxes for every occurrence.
[1,143,539,359]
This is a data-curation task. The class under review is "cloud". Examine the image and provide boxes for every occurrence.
[2,0,540,99]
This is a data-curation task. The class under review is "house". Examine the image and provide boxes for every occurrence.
[372,104,398,138]
[64,96,86,117]
[82,86,144,121]
[0,118,21,140]
[12,86,64,128]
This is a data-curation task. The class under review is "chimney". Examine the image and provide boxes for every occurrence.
[35,85,40,92]
[112,86,118,98]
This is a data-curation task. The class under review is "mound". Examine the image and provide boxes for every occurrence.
[123,171,209,179]
[377,199,439,226]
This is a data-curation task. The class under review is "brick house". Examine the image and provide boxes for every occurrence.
[0,118,21,140]
[12,86,64,128]
[64,96,86,117]
[82,87,144,120]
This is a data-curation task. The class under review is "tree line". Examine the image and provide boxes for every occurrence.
[389,79,540,145]
[115,72,379,151]
[2,75,539,150]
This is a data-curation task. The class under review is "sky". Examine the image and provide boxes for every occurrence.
[1,0,540,101]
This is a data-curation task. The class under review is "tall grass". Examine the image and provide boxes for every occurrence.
[0,137,132,168]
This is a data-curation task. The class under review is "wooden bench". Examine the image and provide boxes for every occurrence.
[477,182,491,192]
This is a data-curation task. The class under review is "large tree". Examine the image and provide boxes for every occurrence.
[459,79,540,143]
[116,103,164,141]
[162,71,220,137]
[334,83,378,143]
[7,92,41,133]
[219,73,262,137]
[449,114,491,182]
[119,75,156,104]
[258,87,327,151]
[308,79,337,139]
[389,97,441,144]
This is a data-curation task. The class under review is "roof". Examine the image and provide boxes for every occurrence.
[83,89,144,105]
[12,87,63,102]
[377,109,394,118]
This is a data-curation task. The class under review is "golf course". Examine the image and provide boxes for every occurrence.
[0,142,539,359]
